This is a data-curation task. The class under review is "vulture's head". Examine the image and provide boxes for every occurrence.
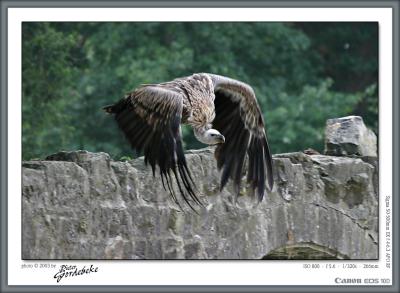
[195,128,225,145]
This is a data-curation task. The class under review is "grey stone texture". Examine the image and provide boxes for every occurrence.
[22,147,378,260]
[324,116,377,157]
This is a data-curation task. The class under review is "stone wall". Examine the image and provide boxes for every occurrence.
[22,116,378,259]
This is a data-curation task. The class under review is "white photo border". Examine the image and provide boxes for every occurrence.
[2,3,397,291]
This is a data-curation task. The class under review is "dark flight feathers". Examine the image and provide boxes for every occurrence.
[209,74,274,201]
[104,86,202,210]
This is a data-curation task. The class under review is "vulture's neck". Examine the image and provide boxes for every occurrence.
[193,126,208,144]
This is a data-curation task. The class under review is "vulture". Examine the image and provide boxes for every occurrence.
[104,73,273,209]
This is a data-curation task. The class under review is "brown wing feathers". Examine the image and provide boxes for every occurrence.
[213,90,249,193]
[104,86,201,210]
[210,74,274,201]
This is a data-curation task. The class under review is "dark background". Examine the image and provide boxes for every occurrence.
[22,22,378,160]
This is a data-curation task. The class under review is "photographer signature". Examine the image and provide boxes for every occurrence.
[54,265,99,283]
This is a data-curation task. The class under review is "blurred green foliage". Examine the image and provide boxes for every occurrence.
[22,22,377,160]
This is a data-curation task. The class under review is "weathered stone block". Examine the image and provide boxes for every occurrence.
[324,116,377,157]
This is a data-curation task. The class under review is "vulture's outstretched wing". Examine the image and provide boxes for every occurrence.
[209,74,274,201]
[104,86,201,210]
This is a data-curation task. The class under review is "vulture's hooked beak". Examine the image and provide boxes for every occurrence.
[218,135,225,144]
